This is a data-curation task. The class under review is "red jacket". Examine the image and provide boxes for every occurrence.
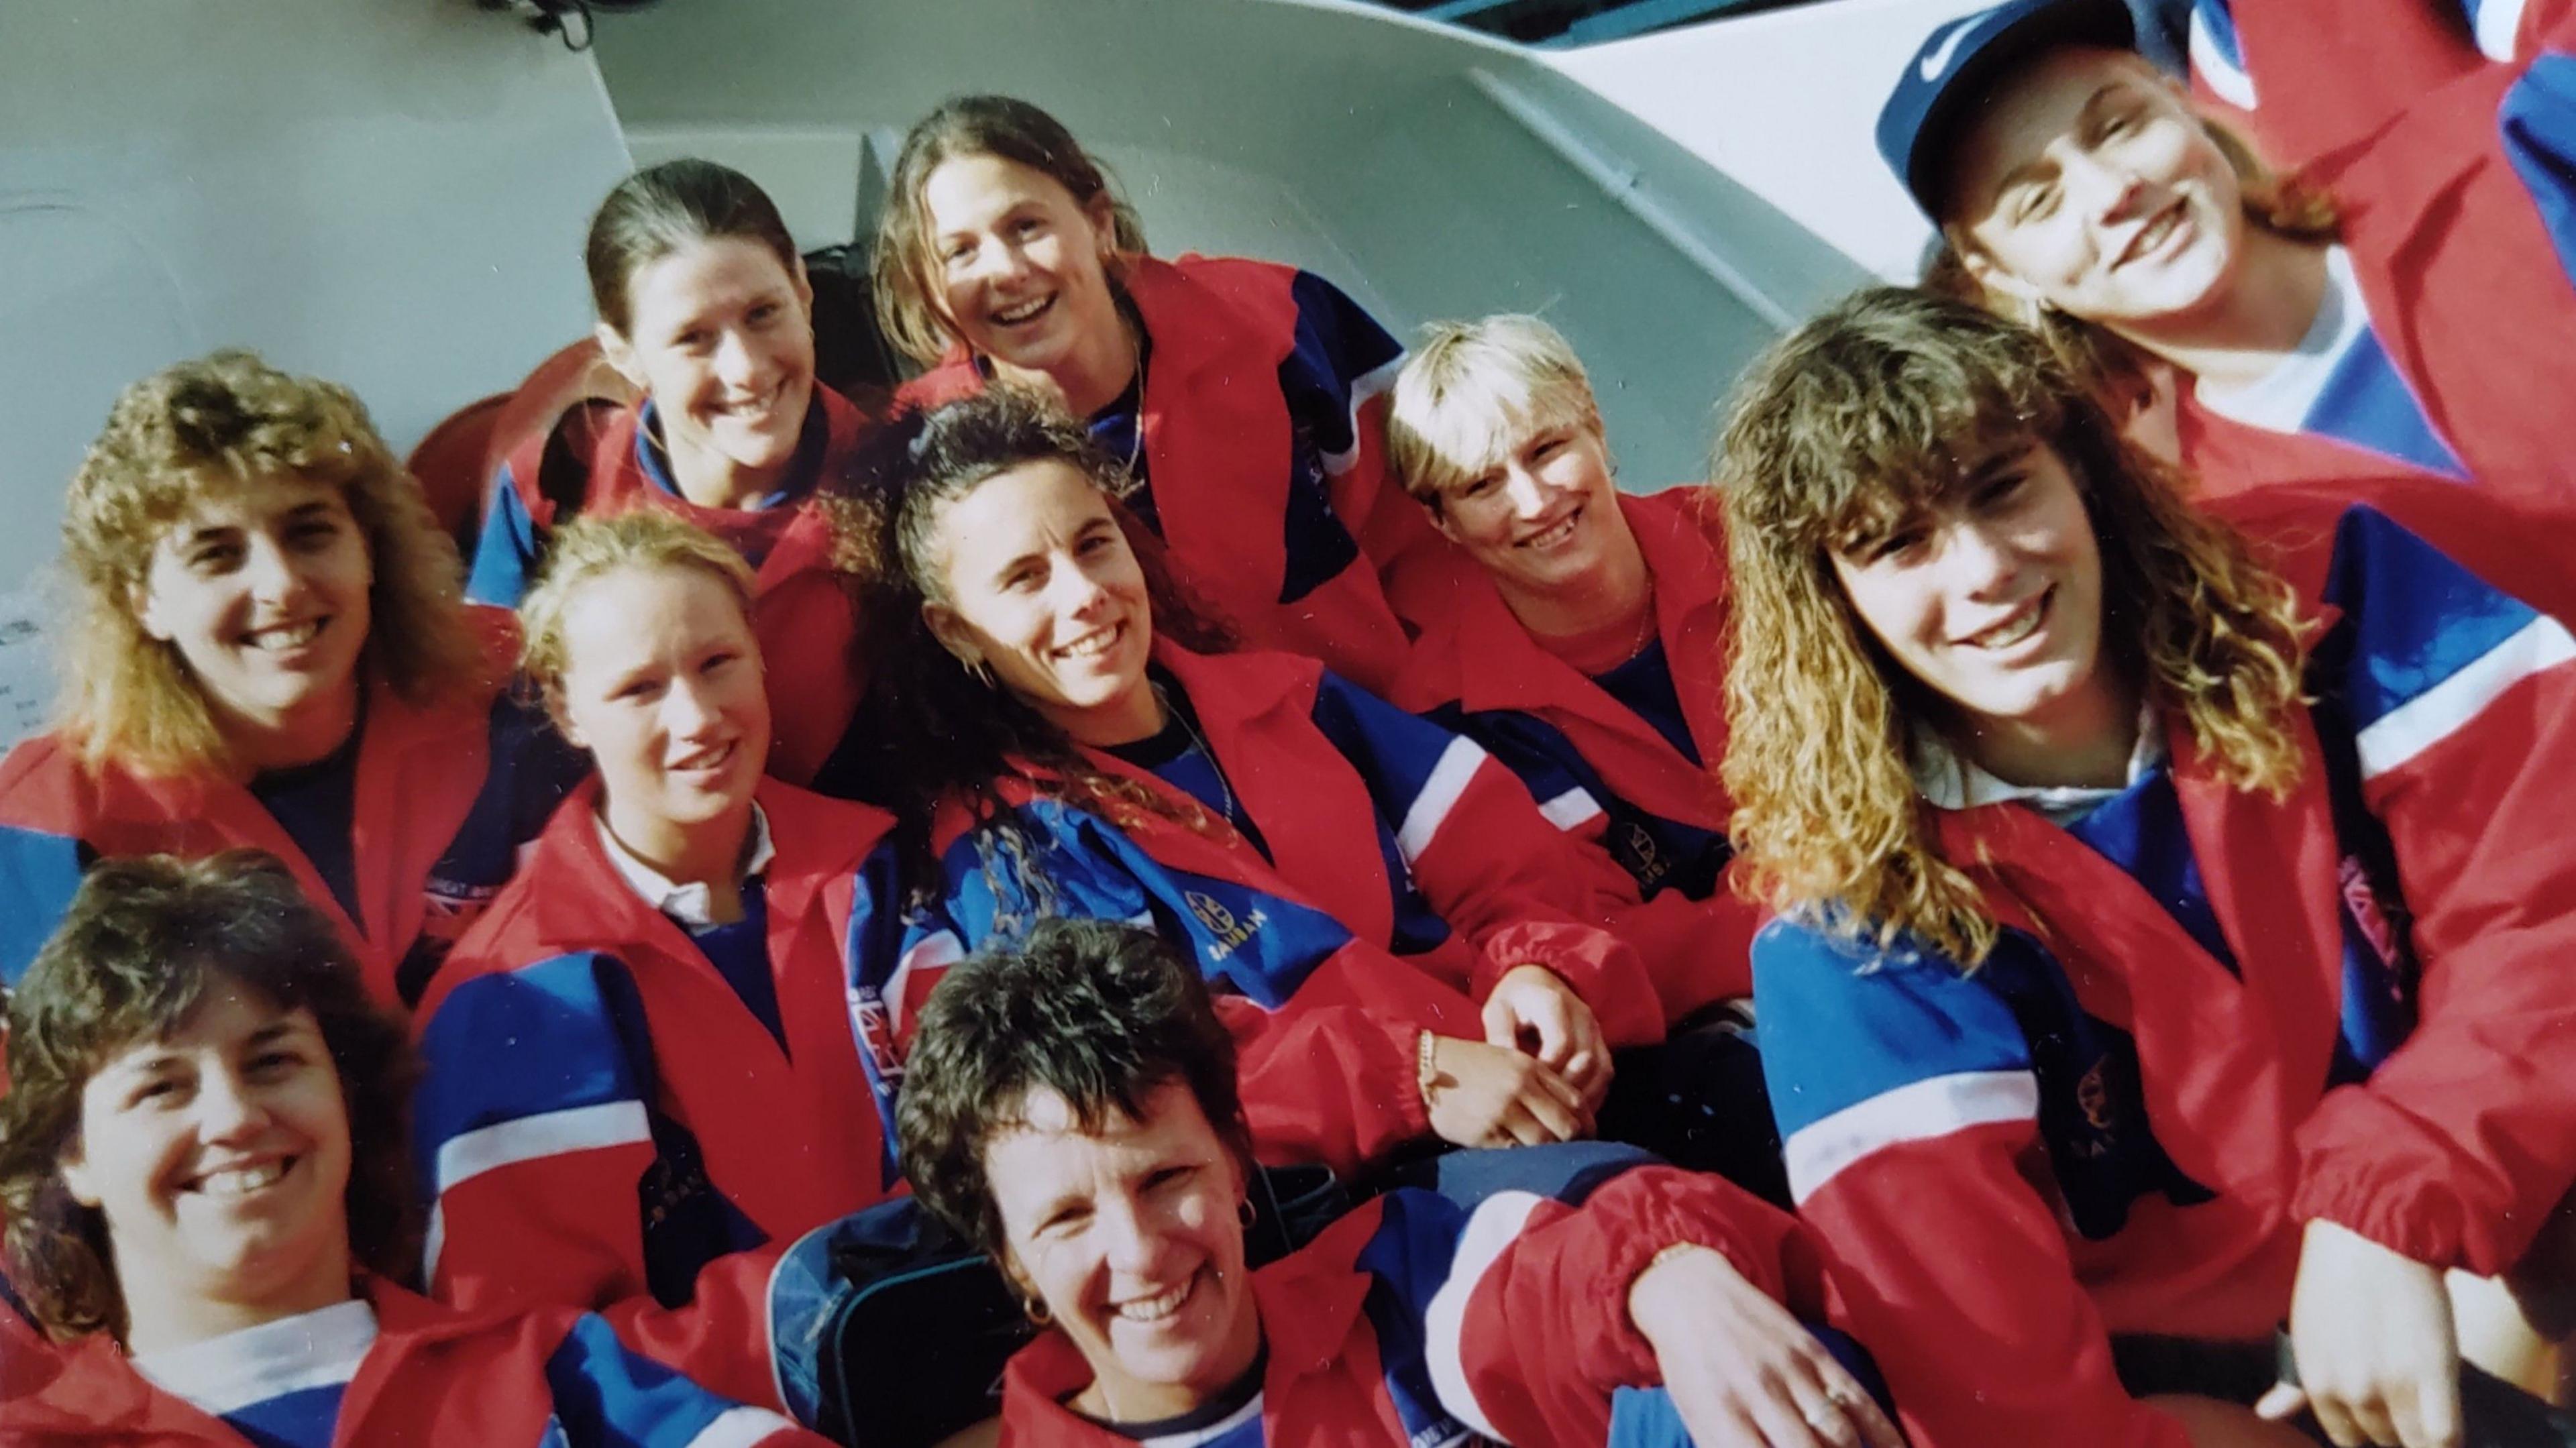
[0,610,545,1012]
[1392,488,1762,1021]
[413,777,940,1410]
[2179,0,2576,537]
[1756,498,2576,1448]
[1,1278,827,1447]
[468,388,870,786]
[901,254,1464,693]
[996,1160,1829,1447]
[928,647,1662,1176]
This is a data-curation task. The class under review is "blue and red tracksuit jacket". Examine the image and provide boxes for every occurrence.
[901,254,1464,695]
[1393,487,1763,1023]
[0,610,567,1013]
[410,777,959,1412]
[2174,0,2576,550]
[1753,500,2576,1448]
[6,1278,828,1448]
[465,386,871,786]
[923,644,1664,1176]
[996,1153,1834,1448]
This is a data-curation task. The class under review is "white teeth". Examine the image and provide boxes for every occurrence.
[1969,604,2044,649]
[1057,628,1119,659]
[249,619,322,651]
[1523,516,1579,548]
[198,1161,286,1196]
[672,742,734,773]
[1118,1280,1191,1322]
[993,296,1051,325]
[2128,208,2180,264]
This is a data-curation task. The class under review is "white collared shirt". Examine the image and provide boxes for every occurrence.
[1911,704,2167,826]
[596,805,775,930]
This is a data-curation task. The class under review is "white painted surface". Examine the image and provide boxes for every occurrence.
[1550,0,1993,282]
[0,1,628,577]
[588,0,1868,489]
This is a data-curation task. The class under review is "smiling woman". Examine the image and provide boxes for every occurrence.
[873,95,1460,694]
[464,160,873,786]
[896,919,1901,1448]
[0,350,577,1011]
[410,508,960,1414]
[1716,286,2576,1448]
[0,851,831,1448]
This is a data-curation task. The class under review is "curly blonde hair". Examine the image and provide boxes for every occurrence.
[515,508,759,709]
[1714,288,2310,966]
[56,350,484,777]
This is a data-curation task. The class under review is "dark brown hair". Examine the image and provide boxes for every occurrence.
[822,384,1234,890]
[0,852,420,1341]
[586,158,801,338]
[896,919,1249,1264]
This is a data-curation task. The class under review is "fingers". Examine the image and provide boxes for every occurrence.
[2392,1374,2462,1448]
[1510,1067,1588,1142]
[2254,1383,2309,1423]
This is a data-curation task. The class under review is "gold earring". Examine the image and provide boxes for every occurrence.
[1023,1294,1053,1327]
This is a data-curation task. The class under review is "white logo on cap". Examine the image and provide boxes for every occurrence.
[1920,13,1992,80]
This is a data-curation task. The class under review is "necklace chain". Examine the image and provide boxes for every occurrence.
[1154,681,1238,828]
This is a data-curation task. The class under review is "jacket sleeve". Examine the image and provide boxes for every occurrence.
[1309,673,1664,1046]
[540,1311,834,1447]
[1753,920,2193,1448]
[938,805,1468,1176]
[1271,270,1445,605]
[464,461,545,608]
[413,950,790,1411]
[2286,507,2576,1272]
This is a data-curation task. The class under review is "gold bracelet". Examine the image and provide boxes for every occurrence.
[1416,1029,1440,1102]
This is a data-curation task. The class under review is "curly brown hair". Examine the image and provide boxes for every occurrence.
[820,384,1234,895]
[870,95,1150,368]
[58,350,486,777]
[0,851,419,1343]
[1713,288,2309,966]
[896,919,1250,1268]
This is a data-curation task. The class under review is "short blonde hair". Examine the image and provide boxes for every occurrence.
[515,509,759,702]
[58,350,483,777]
[1385,315,1604,514]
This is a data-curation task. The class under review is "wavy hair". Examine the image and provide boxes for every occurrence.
[822,384,1234,891]
[0,851,418,1343]
[871,95,1150,368]
[1713,288,2308,966]
[58,350,486,777]
[516,509,760,710]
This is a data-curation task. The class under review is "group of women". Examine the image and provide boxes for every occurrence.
[5,1,2576,1445]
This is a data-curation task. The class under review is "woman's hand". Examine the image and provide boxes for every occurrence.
[1629,1245,1906,1448]
[1421,1035,1592,1148]
[2255,1218,2462,1448]
[1483,963,1613,1110]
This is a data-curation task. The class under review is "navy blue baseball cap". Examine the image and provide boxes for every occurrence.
[1878,0,2136,219]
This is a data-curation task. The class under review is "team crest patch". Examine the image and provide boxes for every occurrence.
[1185,889,1269,961]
